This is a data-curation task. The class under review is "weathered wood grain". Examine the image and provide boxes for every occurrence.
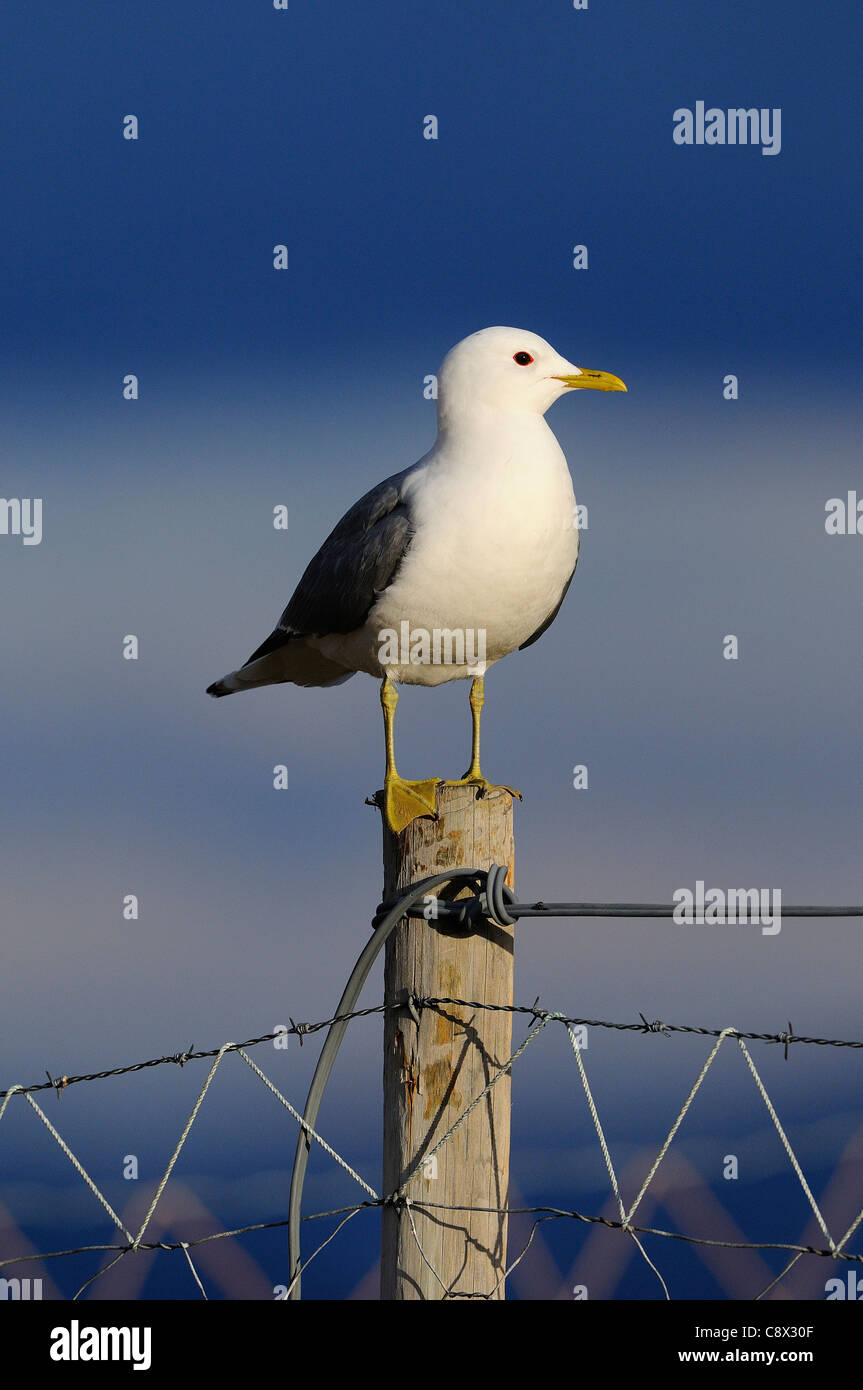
[381,782,515,1299]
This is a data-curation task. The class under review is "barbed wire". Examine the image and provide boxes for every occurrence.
[4,1201,862,1281]
[5,1201,863,1267]
[3,1003,862,1298]
[3,1001,862,1104]
[3,865,863,1300]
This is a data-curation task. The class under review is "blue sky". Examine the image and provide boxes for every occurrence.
[1,0,862,1299]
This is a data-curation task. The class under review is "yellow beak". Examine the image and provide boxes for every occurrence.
[553,369,627,392]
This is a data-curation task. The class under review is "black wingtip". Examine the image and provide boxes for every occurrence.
[206,681,229,698]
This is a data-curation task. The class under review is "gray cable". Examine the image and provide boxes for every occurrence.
[286,866,483,1299]
[287,862,863,1297]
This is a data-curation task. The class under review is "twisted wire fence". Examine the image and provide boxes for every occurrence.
[2,868,862,1301]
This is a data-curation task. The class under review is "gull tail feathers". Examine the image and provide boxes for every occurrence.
[207,631,354,696]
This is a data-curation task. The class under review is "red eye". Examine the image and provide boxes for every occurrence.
[513,351,534,366]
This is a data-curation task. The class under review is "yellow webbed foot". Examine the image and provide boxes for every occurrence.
[445,774,522,802]
[380,774,442,833]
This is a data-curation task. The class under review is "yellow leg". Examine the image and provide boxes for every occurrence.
[464,673,485,780]
[379,678,441,833]
[446,676,522,802]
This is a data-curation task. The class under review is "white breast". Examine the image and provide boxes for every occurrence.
[317,413,579,685]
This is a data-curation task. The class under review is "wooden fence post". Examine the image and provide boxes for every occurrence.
[380,782,515,1299]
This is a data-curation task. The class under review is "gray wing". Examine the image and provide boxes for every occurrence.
[243,465,416,666]
[518,559,577,651]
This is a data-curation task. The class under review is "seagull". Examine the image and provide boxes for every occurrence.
[207,327,626,832]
